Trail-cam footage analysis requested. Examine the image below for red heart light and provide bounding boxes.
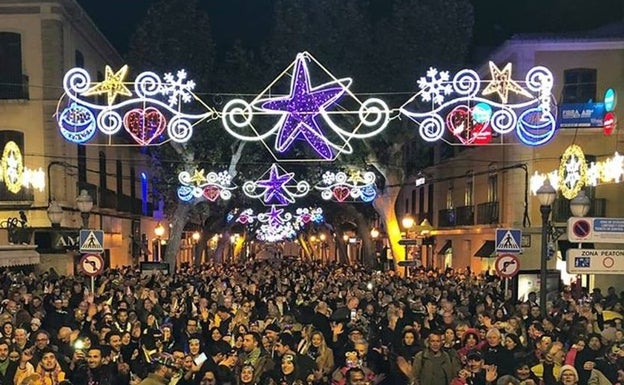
[333,186,350,202]
[123,107,167,146]
[446,105,492,145]
[202,186,220,202]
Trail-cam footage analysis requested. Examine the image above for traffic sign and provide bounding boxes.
[79,253,104,277]
[495,228,522,253]
[398,239,419,246]
[568,217,624,243]
[567,249,624,274]
[80,230,104,253]
[495,253,520,278]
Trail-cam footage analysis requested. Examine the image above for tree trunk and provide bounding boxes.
[164,202,192,268]
[373,183,404,275]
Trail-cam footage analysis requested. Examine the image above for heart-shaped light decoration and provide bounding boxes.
[333,186,350,202]
[202,186,221,201]
[445,105,492,145]
[123,107,167,146]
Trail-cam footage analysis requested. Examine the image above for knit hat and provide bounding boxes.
[557,365,579,381]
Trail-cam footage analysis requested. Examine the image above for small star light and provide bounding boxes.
[482,62,532,104]
[189,169,206,186]
[83,65,132,105]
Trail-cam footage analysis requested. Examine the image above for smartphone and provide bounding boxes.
[194,352,208,366]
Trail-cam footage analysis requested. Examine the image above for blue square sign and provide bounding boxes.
[495,228,522,253]
[79,230,104,253]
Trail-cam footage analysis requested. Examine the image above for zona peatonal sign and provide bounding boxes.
[567,249,624,274]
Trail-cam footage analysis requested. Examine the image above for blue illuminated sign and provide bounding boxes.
[559,103,605,128]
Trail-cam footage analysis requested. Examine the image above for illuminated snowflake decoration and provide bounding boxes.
[177,169,236,202]
[56,65,216,146]
[293,207,324,229]
[315,170,377,202]
[221,51,392,162]
[229,206,324,242]
[401,62,556,147]
[242,164,310,206]
[417,67,452,106]
[161,70,196,107]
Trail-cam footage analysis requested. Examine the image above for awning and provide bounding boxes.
[437,240,452,255]
[474,240,495,258]
[0,245,39,267]
[558,240,594,261]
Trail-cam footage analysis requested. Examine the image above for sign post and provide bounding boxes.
[568,217,624,243]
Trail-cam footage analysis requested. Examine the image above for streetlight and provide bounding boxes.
[536,179,556,317]
[370,227,380,239]
[154,222,165,262]
[75,189,93,229]
[47,199,63,228]
[570,190,591,217]
[192,231,201,264]
[402,214,415,232]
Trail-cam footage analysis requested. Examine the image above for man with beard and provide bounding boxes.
[34,348,66,385]
[69,346,123,385]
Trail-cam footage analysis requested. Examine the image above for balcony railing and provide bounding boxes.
[438,209,455,228]
[117,194,132,213]
[455,205,474,226]
[476,201,499,225]
[0,75,29,100]
[552,197,606,222]
[99,188,117,209]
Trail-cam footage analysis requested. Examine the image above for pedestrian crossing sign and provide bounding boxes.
[495,228,522,253]
[80,230,104,253]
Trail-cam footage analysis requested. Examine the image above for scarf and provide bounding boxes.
[244,348,261,366]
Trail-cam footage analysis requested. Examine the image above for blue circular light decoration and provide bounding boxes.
[360,185,377,202]
[58,103,96,144]
[516,108,556,146]
[472,102,492,123]
[604,88,617,112]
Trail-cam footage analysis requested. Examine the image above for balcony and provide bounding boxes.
[438,208,455,228]
[117,194,132,213]
[476,201,499,225]
[552,197,606,222]
[99,188,117,209]
[455,205,474,226]
[0,74,29,100]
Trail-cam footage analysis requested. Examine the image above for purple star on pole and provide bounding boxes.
[256,164,294,205]
[261,55,347,160]
[266,205,284,227]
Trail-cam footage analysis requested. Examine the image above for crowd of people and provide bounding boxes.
[0,259,620,385]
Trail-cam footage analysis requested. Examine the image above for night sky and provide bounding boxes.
[77,0,624,56]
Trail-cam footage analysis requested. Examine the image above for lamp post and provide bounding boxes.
[570,191,591,217]
[47,199,63,228]
[402,214,415,276]
[154,222,165,262]
[536,179,556,318]
[75,189,93,229]
[192,231,201,264]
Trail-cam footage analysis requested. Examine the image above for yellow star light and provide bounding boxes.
[481,62,532,104]
[189,169,206,185]
[84,65,132,105]
[347,170,363,184]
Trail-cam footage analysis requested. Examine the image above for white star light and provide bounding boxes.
[564,154,581,188]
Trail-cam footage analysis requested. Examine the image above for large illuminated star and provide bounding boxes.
[482,62,532,104]
[256,164,294,205]
[260,56,347,160]
[83,65,132,105]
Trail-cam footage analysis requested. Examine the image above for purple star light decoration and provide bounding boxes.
[242,163,311,206]
[260,55,347,160]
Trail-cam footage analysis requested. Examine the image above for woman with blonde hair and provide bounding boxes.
[300,330,335,381]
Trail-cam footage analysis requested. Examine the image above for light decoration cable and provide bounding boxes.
[221,52,391,161]
[531,151,624,196]
[56,66,216,145]
[0,141,45,193]
[177,169,235,202]
[400,62,556,146]
[315,170,377,202]
[242,163,310,206]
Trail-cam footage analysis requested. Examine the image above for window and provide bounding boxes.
[99,151,106,190]
[0,32,25,99]
[488,174,498,202]
[405,198,409,213]
[419,186,425,215]
[130,167,136,198]
[75,50,84,68]
[562,68,596,104]
[77,145,86,182]
[427,184,433,215]
[465,179,473,206]
[446,185,453,209]
[116,160,123,195]
[411,190,416,213]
